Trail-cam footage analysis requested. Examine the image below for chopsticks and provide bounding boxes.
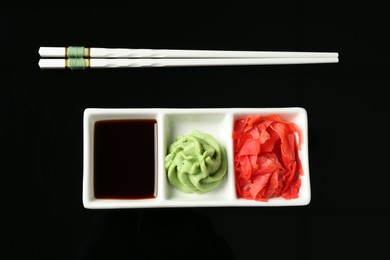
[38,46,339,69]
[39,46,339,58]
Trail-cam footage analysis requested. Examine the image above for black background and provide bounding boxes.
[1,1,389,259]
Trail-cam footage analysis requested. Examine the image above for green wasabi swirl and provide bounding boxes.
[164,130,228,194]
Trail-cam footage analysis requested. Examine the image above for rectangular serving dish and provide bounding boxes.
[83,107,311,209]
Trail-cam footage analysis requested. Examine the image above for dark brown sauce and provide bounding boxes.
[93,119,157,199]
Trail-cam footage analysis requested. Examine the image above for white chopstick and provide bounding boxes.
[39,46,339,59]
[39,57,339,69]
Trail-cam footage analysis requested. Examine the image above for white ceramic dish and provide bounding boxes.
[83,107,311,209]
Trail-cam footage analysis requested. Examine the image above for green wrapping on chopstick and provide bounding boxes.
[67,46,85,58]
[164,130,228,194]
[66,58,87,70]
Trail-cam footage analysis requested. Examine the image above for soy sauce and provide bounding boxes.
[93,119,157,199]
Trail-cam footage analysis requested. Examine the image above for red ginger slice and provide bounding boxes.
[233,114,303,201]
